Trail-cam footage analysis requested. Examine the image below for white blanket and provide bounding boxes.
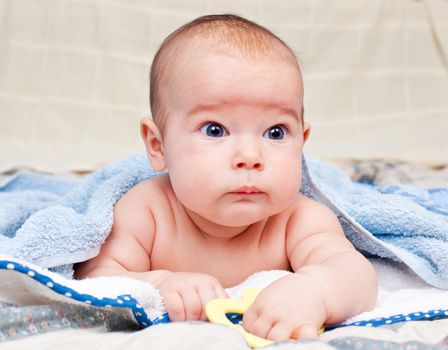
[1,255,447,331]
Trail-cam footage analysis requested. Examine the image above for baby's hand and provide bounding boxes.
[242,273,327,341]
[155,272,228,321]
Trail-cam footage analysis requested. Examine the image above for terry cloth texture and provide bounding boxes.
[1,256,447,334]
[0,153,447,287]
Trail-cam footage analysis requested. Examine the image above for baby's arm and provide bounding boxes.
[243,196,377,341]
[75,182,227,321]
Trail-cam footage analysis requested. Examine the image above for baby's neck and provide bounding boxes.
[185,208,263,243]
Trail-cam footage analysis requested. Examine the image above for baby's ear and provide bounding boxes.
[303,122,311,143]
[140,117,166,171]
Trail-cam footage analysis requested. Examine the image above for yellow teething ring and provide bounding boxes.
[206,288,325,348]
[206,288,273,348]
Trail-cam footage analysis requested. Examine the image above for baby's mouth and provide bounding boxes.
[231,186,263,195]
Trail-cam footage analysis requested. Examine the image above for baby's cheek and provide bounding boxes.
[169,162,216,204]
[273,163,302,200]
[277,158,301,184]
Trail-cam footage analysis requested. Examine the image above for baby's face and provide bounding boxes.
[160,47,308,228]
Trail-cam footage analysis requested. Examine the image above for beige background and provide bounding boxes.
[0,0,447,172]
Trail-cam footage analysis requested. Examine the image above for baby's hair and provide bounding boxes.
[149,14,302,132]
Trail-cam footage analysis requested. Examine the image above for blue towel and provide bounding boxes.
[302,158,448,289]
[0,153,447,288]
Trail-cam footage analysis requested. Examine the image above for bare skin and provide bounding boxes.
[76,44,377,341]
[76,174,376,340]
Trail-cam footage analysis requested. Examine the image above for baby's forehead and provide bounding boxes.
[159,39,302,95]
[150,18,303,131]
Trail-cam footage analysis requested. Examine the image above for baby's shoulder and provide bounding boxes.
[113,174,176,222]
[287,194,342,233]
[122,174,172,203]
[294,194,333,214]
[111,174,175,236]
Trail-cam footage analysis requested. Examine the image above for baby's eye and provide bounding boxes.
[200,123,228,137]
[263,125,287,140]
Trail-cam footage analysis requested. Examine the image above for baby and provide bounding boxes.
[76,14,377,341]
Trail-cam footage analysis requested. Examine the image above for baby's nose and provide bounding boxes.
[232,139,264,170]
[235,160,263,170]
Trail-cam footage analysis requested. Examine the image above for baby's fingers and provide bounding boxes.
[198,284,228,320]
[291,323,319,339]
[214,284,228,299]
[269,322,318,341]
[179,289,203,320]
[242,308,273,340]
[163,292,186,321]
[266,321,294,341]
[243,306,320,341]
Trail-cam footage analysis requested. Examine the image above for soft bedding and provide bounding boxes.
[1,319,448,350]
[0,158,448,349]
[1,260,448,349]
[1,255,447,340]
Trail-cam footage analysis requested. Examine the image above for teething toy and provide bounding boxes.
[206,288,273,348]
[206,288,325,348]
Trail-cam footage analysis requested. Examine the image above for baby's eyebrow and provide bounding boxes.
[187,103,223,117]
[187,102,300,119]
[270,106,299,119]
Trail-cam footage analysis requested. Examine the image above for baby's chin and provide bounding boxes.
[213,217,261,228]
[203,206,279,227]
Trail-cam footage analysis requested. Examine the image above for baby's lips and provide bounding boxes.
[232,186,263,194]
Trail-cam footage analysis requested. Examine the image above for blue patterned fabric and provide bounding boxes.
[1,257,447,333]
[0,259,156,327]
[227,309,448,330]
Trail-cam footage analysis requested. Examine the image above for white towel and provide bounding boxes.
[1,255,446,330]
